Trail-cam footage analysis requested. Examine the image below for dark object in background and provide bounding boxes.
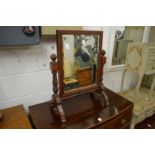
[23,26,36,37]
[75,47,90,62]
[0,26,40,45]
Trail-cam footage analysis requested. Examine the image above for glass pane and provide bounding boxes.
[62,34,100,92]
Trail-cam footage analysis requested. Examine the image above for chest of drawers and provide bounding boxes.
[29,88,133,129]
[0,105,31,129]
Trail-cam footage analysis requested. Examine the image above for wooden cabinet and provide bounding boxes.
[29,88,133,129]
[0,105,31,129]
[41,26,82,35]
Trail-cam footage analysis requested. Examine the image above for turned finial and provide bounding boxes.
[50,53,57,62]
[101,49,106,56]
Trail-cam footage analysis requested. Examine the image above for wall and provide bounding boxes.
[0,27,137,111]
[103,70,137,92]
[0,38,57,111]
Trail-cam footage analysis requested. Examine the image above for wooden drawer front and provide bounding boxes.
[135,114,155,129]
[77,69,92,86]
[95,108,132,129]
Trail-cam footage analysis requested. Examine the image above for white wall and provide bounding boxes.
[0,38,56,111]
[103,70,137,92]
[0,27,137,111]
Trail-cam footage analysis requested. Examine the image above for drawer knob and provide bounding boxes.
[147,124,152,128]
[97,117,103,122]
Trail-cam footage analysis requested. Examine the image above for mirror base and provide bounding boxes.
[50,96,66,126]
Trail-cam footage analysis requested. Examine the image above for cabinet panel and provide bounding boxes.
[41,26,82,35]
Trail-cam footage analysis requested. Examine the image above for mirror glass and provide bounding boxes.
[62,34,100,92]
[112,26,144,66]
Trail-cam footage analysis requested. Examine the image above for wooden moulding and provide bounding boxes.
[50,53,66,125]
[100,49,110,106]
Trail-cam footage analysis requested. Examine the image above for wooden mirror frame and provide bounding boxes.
[50,30,109,126]
[57,30,103,99]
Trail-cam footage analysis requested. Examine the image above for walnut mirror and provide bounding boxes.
[57,30,103,98]
[50,30,109,125]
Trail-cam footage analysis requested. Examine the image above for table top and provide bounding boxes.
[0,105,32,129]
[29,88,133,129]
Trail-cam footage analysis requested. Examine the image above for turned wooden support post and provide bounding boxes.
[100,49,110,106]
[50,53,66,125]
[50,54,58,98]
[100,49,106,82]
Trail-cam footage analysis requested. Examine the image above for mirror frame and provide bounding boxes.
[56,30,103,98]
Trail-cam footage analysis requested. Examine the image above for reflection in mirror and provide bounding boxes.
[112,26,144,66]
[62,34,99,91]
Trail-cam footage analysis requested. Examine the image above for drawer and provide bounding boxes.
[135,114,155,129]
[95,108,132,129]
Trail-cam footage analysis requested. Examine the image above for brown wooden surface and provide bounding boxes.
[77,68,92,86]
[0,105,32,129]
[29,88,133,129]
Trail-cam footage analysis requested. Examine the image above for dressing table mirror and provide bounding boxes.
[49,30,110,126]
